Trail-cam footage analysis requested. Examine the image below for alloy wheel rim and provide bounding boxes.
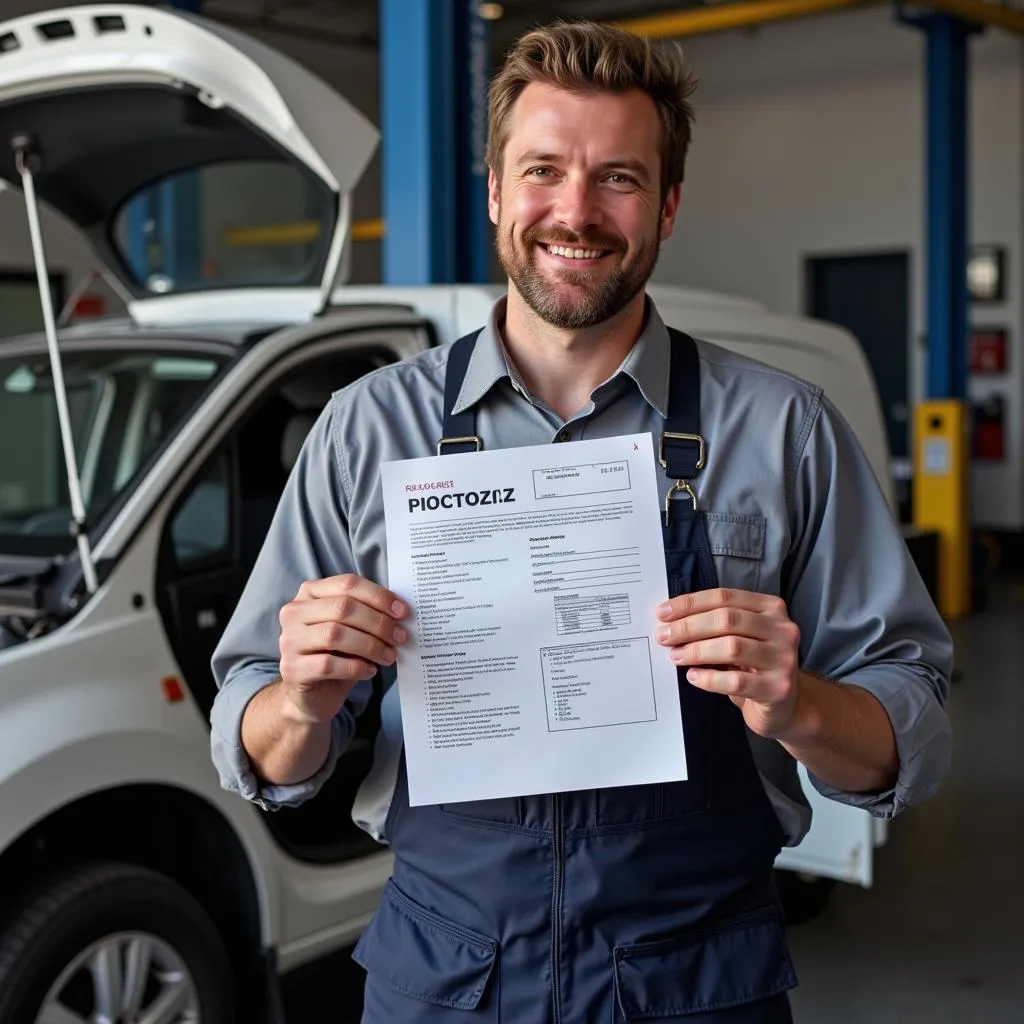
[36,930,200,1024]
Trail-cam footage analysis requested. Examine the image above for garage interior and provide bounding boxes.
[0,0,1022,1022]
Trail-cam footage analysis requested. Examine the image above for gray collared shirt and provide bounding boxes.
[209,296,953,846]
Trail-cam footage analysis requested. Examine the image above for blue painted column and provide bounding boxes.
[454,1,492,283]
[381,0,491,283]
[124,193,151,284]
[924,14,971,400]
[901,10,973,399]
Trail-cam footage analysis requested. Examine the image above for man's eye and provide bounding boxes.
[606,174,636,186]
[527,167,552,178]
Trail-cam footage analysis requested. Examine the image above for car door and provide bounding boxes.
[156,324,430,868]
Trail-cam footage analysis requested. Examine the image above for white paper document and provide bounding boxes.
[380,433,687,806]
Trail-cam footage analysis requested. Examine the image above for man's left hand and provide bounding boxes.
[655,588,805,741]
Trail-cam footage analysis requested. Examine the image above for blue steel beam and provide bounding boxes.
[381,0,490,284]
[381,0,455,284]
[925,12,971,400]
[454,0,492,283]
[901,9,974,399]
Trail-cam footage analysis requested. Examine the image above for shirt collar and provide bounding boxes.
[620,299,671,418]
[451,297,515,414]
[452,293,672,419]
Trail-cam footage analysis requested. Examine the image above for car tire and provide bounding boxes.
[0,861,235,1024]
[774,868,838,926]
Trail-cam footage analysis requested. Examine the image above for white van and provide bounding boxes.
[0,5,895,1021]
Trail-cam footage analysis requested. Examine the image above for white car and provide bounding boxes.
[0,5,894,1022]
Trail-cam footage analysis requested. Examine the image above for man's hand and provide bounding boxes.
[654,587,900,793]
[655,588,804,741]
[277,574,410,725]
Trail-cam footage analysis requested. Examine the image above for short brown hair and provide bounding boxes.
[486,20,699,195]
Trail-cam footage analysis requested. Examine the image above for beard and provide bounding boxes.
[496,217,660,330]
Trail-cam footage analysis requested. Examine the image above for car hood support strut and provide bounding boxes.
[11,131,98,595]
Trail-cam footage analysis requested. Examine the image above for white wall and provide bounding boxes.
[654,6,1024,529]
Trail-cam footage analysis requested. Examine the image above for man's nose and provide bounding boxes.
[553,176,603,236]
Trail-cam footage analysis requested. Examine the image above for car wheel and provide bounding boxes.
[0,862,235,1024]
[774,868,838,926]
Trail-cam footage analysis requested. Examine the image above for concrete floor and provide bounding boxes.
[787,573,1024,1023]
[283,576,1024,1023]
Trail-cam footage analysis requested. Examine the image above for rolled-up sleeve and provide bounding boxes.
[783,393,954,818]
[209,398,372,810]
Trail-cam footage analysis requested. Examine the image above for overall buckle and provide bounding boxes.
[436,435,482,456]
[658,431,706,472]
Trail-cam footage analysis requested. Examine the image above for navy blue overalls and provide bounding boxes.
[353,328,799,1022]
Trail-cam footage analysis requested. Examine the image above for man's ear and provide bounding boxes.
[660,183,682,241]
[487,166,501,226]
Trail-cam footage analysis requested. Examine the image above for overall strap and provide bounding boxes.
[437,330,483,455]
[660,327,707,518]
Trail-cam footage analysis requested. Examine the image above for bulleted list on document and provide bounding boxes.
[540,638,656,732]
[422,651,522,749]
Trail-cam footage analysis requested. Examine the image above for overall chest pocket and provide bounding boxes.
[703,513,766,594]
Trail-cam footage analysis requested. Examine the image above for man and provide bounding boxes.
[211,19,953,1023]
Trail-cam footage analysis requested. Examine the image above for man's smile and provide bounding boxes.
[537,241,614,267]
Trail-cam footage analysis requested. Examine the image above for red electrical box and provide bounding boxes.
[969,328,1008,375]
[973,394,1006,461]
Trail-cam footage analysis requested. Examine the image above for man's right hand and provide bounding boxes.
[277,574,410,724]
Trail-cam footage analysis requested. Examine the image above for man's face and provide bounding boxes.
[489,82,680,330]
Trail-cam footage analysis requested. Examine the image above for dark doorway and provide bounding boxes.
[806,252,911,460]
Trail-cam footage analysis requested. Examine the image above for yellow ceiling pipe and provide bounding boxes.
[352,217,385,241]
[225,217,385,247]
[925,0,1024,35]
[618,0,1024,39]
[617,0,884,38]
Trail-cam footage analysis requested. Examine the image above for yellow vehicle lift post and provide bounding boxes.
[914,401,971,619]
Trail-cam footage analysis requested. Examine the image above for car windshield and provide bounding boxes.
[0,348,226,555]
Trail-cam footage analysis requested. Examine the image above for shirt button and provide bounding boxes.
[557,429,571,442]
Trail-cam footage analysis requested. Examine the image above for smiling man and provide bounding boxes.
[209,20,953,1023]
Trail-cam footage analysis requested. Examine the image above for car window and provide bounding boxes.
[0,350,225,556]
[168,450,232,570]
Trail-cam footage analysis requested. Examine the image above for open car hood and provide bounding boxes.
[0,3,379,322]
